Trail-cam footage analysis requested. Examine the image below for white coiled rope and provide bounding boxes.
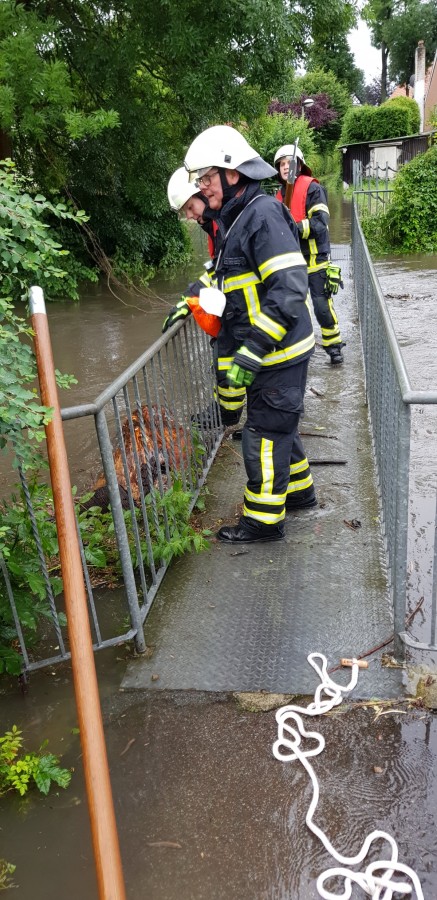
[272,653,424,899]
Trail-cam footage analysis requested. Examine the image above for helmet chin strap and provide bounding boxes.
[219,168,248,203]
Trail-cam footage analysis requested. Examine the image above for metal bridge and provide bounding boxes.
[2,199,437,695]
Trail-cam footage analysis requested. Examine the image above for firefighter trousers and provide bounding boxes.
[241,361,313,526]
[309,269,342,350]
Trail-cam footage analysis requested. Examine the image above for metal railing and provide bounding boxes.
[352,159,397,191]
[1,317,223,674]
[352,197,437,656]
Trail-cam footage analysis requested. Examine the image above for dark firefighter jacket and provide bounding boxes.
[276,176,330,273]
[213,180,314,377]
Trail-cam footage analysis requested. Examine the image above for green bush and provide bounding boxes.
[382,96,420,134]
[362,144,437,254]
[340,105,377,144]
[340,97,420,145]
[373,97,420,141]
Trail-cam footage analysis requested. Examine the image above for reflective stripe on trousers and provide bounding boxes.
[308,269,342,348]
[241,361,313,525]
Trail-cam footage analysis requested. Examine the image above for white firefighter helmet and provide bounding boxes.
[167,167,200,212]
[274,144,312,176]
[184,125,277,182]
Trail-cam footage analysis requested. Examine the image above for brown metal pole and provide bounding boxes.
[29,287,127,900]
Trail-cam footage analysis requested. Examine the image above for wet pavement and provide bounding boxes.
[121,245,402,700]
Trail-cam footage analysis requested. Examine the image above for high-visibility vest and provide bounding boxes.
[276,175,318,222]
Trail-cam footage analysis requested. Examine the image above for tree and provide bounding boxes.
[362,0,437,100]
[0,3,119,187]
[308,34,365,100]
[299,0,364,98]
[385,0,437,88]
[362,0,393,100]
[363,76,384,106]
[275,69,352,148]
[0,0,313,273]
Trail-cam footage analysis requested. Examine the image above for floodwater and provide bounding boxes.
[1,652,437,899]
[1,197,437,898]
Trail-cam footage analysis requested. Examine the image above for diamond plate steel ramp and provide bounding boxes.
[122,245,404,699]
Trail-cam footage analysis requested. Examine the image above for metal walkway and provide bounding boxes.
[122,245,403,699]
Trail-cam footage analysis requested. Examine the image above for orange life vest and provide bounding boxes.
[207,219,219,259]
[276,175,318,222]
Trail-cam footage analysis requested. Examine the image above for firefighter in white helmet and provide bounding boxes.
[163,168,217,332]
[184,125,317,544]
[165,167,242,427]
[274,144,345,364]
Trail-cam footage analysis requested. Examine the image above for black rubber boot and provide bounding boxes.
[327,345,344,365]
[216,516,284,543]
[286,487,318,511]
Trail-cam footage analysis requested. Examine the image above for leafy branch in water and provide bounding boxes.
[0,858,16,892]
[0,725,71,797]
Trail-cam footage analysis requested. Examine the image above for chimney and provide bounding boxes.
[415,40,426,132]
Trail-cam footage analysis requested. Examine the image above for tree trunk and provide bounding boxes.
[0,130,12,160]
[380,42,388,101]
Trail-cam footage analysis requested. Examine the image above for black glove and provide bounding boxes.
[162,297,192,333]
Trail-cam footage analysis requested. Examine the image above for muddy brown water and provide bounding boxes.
[1,199,437,898]
[0,661,436,899]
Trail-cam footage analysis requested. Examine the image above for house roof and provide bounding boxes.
[337,130,436,149]
[389,63,434,100]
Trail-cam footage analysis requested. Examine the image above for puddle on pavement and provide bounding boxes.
[1,665,436,898]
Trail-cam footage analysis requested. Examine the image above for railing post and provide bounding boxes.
[392,400,411,658]
[94,408,146,653]
[29,286,127,900]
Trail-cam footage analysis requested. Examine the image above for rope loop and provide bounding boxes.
[273,653,424,899]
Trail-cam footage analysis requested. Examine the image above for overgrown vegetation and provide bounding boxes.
[0,476,210,675]
[274,68,353,150]
[0,161,81,471]
[0,725,71,796]
[361,145,437,254]
[0,0,315,275]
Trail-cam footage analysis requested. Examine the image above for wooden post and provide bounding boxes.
[29,287,127,900]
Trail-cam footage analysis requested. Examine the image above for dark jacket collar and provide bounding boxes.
[218,180,262,233]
